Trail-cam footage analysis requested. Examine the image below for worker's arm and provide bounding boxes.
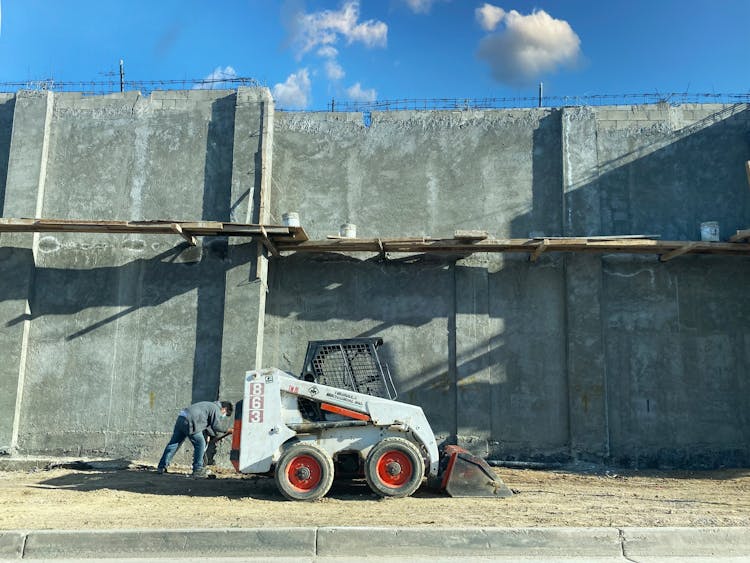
[208,409,232,435]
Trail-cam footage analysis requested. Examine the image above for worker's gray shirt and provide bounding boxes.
[180,401,231,436]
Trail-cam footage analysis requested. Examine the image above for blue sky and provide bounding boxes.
[0,0,748,109]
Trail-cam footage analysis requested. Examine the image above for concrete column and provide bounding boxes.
[561,107,609,461]
[455,256,492,456]
[217,88,274,402]
[0,91,54,450]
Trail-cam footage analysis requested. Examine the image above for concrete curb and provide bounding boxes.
[0,527,747,559]
[0,533,24,559]
[317,527,622,557]
[623,527,750,558]
[10,529,315,560]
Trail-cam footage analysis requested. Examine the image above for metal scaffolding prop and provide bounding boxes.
[1,218,749,261]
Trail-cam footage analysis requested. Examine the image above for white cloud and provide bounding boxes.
[475,3,505,31]
[293,1,387,57]
[325,60,345,81]
[403,0,437,14]
[195,66,238,89]
[346,82,377,102]
[272,69,312,108]
[477,8,582,87]
[317,46,339,59]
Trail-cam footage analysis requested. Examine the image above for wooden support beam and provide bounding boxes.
[259,226,280,257]
[377,238,387,261]
[171,223,197,246]
[660,242,699,262]
[530,238,549,262]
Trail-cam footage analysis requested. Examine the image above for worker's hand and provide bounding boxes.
[226,428,234,434]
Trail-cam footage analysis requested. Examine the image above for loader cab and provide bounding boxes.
[299,337,397,400]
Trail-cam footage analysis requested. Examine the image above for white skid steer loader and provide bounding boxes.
[229,338,513,501]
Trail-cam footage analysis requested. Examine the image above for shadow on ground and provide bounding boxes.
[32,466,447,501]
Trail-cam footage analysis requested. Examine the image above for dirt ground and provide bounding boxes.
[1,462,748,530]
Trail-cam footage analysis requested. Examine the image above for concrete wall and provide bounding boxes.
[268,104,750,467]
[0,88,273,462]
[0,91,748,468]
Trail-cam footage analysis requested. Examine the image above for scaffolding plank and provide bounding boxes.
[275,237,750,257]
[454,230,489,241]
[0,218,308,242]
[1,218,749,258]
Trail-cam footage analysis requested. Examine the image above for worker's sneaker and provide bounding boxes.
[191,468,211,479]
[156,467,167,474]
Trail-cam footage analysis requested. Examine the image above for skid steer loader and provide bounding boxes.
[230,338,513,501]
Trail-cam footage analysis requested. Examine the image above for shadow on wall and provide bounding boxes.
[0,97,16,215]
[0,94,261,410]
[571,104,750,239]
[0,240,257,391]
[193,95,236,403]
[508,104,750,468]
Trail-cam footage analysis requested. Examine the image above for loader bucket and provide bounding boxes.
[438,445,513,498]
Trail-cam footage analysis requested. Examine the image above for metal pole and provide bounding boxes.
[119,59,124,92]
[538,82,543,107]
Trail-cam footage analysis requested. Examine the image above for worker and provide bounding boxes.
[157,400,234,478]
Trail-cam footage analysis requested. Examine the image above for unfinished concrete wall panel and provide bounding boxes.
[272,110,560,239]
[264,253,455,439]
[0,93,19,448]
[455,255,568,461]
[1,88,270,460]
[270,110,568,459]
[0,91,747,468]
[595,104,750,240]
[603,256,750,467]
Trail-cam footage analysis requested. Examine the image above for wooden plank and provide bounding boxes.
[730,229,750,243]
[531,234,660,240]
[275,237,750,257]
[454,229,488,241]
[0,217,308,242]
[1,218,749,258]
[659,242,699,262]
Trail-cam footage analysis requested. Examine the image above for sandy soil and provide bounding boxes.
[1,462,748,530]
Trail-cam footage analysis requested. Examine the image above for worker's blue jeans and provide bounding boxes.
[157,416,206,472]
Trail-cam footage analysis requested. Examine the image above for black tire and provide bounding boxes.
[274,443,334,501]
[365,437,425,498]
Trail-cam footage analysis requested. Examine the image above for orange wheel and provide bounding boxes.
[375,449,414,487]
[365,437,425,498]
[286,454,323,492]
[275,443,334,501]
